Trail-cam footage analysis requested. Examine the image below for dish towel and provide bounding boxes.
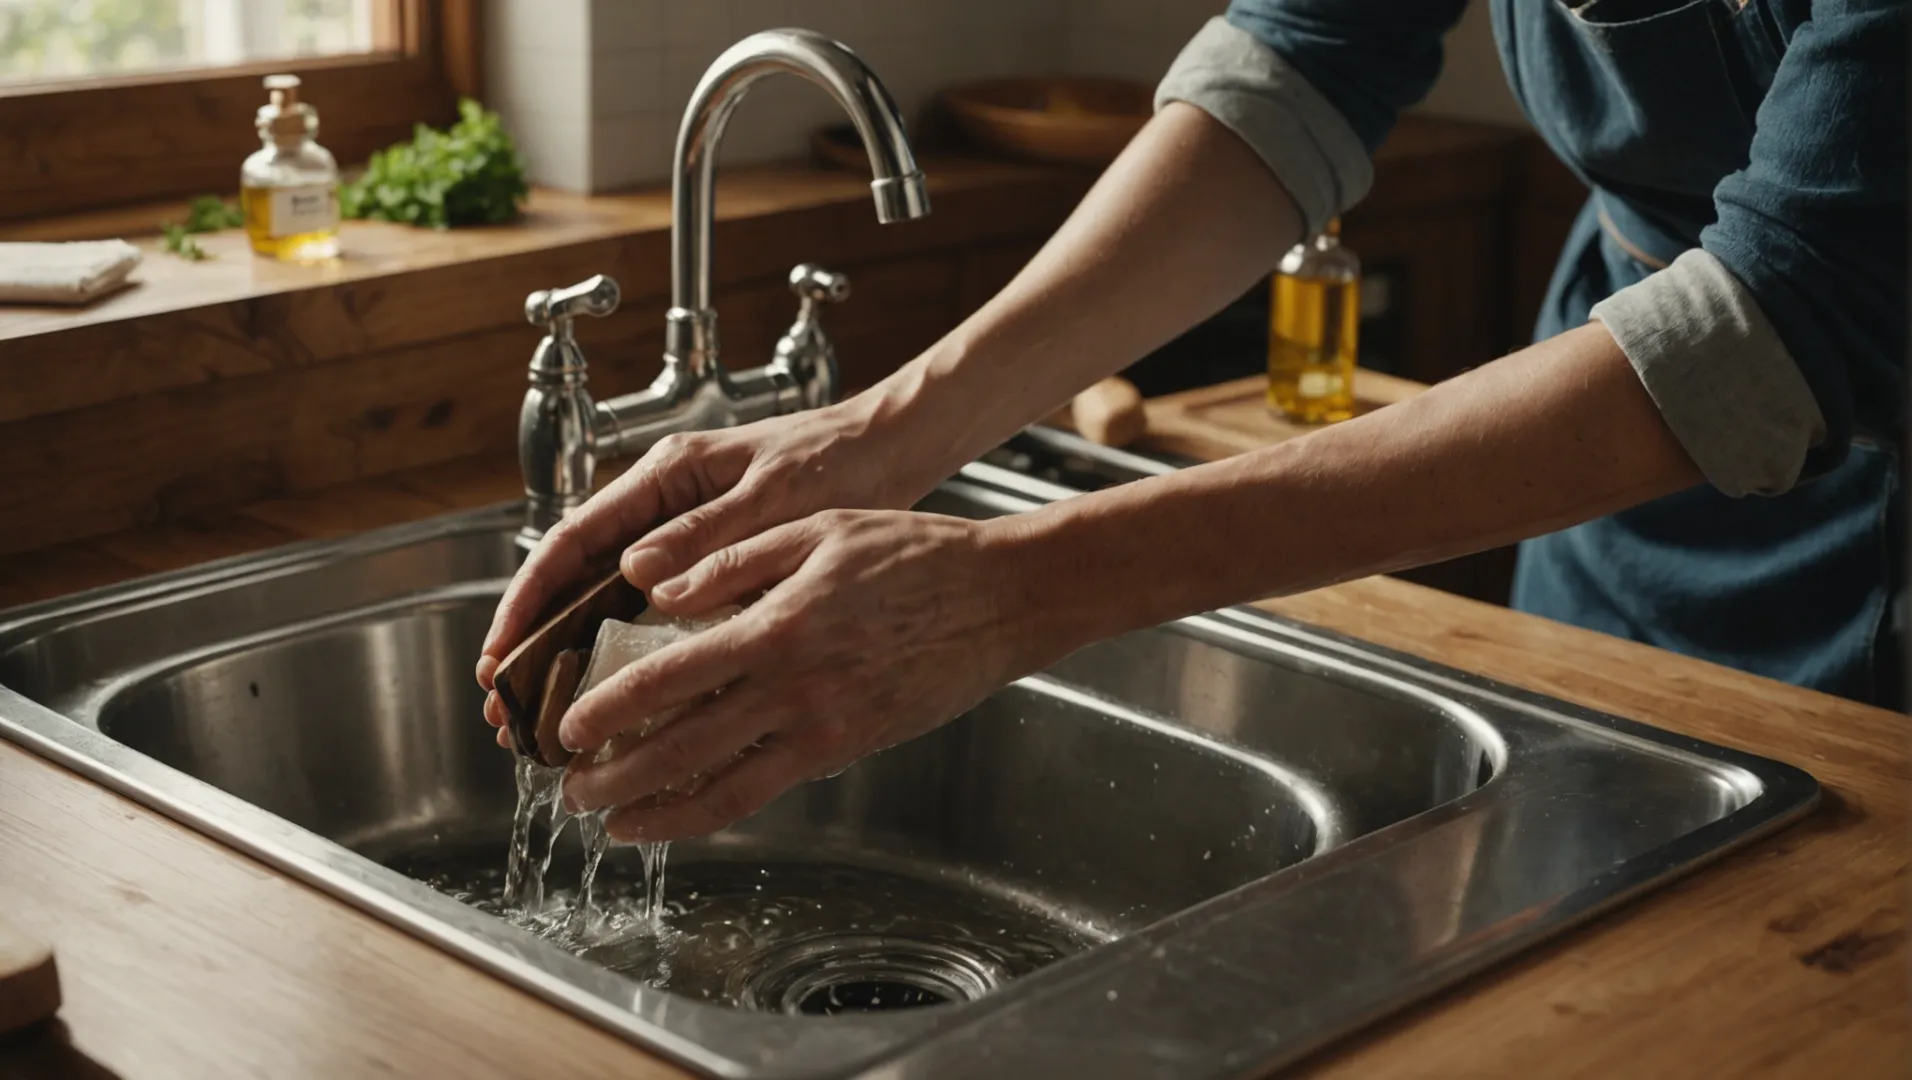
[0,240,143,304]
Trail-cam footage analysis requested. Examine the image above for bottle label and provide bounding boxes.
[267,183,339,238]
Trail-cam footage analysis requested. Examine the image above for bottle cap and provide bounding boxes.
[257,74,317,140]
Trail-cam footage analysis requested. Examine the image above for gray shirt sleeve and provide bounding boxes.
[1153,16,1371,237]
[1592,250,1826,497]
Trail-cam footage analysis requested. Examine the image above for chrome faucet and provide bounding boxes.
[516,29,931,539]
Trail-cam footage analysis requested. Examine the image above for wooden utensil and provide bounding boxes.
[532,647,588,768]
[492,568,646,767]
[0,915,60,1035]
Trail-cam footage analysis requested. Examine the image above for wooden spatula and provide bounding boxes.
[492,567,646,767]
[0,915,59,1035]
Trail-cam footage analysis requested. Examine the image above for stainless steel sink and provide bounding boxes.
[0,441,1817,1079]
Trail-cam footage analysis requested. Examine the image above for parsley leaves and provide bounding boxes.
[341,99,529,229]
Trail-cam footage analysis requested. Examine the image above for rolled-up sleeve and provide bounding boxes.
[1592,0,1907,497]
[1155,1,1465,236]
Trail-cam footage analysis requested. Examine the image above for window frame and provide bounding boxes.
[0,0,480,223]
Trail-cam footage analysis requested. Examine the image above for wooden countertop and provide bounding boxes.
[2,412,1907,1077]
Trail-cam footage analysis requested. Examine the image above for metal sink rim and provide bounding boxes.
[0,465,1820,1080]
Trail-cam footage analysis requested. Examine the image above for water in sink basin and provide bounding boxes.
[397,741,1104,1012]
[390,841,1098,1011]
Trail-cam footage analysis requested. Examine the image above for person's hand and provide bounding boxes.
[554,508,1071,842]
[475,402,946,746]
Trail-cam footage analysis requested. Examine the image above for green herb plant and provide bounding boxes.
[342,99,529,229]
[160,195,244,261]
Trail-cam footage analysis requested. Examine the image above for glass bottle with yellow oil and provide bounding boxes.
[241,74,341,261]
[1266,218,1359,423]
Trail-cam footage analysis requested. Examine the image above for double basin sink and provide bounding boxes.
[0,431,1816,1078]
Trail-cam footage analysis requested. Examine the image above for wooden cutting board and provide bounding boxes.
[1047,370,1425,456]
[0,915,60,1034]
[1134,370,1424,461]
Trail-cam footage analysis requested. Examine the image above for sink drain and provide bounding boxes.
[737,934,1005,1016]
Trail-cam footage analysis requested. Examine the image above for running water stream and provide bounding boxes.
[391,610,1096,1006]
[499,755,672,942]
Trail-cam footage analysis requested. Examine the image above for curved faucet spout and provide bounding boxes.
[519,30,926,538]
[671,29,930,319]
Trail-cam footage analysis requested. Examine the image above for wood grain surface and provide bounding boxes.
[0,450,1903,1079]
[0,159,1093,558]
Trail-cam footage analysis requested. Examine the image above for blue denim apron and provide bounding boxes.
[1495,0,1902,704]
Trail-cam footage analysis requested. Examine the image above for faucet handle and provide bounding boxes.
[774,263,846,412]
[788,263,849,306]
[526,275,621,333]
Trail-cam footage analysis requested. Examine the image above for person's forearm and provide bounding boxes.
[856,102,1302,473]
[994,322,1703,645]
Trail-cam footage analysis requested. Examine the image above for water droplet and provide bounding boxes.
[1202,850,1212,860]
[1106,990,1119,1001]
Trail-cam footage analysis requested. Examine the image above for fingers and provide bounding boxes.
[620,473,803,595]
[476,434,723,681]
[483,691,508,728]
[561,685,781,813]
[651,516,822,614]
[557,613,771,752]
[603,740,819,842]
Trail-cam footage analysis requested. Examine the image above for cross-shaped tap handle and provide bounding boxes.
[788,264,850,305]
[525,275,621,335]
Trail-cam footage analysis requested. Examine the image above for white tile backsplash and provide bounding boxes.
[510,109,593,191]
[494,0,591,54]
[593,0,666,51]
[663,38,726,117]
[591,111,674,190]
[489,0,593,189]
[660,0,733,48]
[488,0,1520,192]
[731,0,793,35]
[792,0,871,41]
[592,46,666,116]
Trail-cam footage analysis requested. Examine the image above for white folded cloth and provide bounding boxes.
[0,240,143,304]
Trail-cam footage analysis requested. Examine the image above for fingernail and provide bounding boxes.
[653,577,684,603]
[558,721,582,754]
[475,655,497,689]
[622,546,670,586]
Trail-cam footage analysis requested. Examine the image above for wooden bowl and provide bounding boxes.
[942,76,1152,165]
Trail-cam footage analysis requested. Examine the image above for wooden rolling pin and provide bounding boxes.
[0,915,59,1035]
[1069,376,1146,447]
